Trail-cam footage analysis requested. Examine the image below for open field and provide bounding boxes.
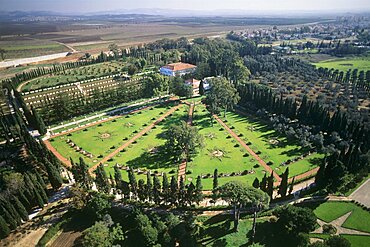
[313,55,370,71]
[314,201,370,233]
[0,38,69,60]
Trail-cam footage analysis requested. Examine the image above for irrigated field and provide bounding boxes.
[313,55,370,72]
[49,98,322,190]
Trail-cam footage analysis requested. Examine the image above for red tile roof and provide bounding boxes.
[163,62,196,71]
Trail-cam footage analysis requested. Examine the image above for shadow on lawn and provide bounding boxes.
[200,214,233,246]
[125,145,178,170]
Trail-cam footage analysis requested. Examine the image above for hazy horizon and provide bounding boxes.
[1,0,370,14]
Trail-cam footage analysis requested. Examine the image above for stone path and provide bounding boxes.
[349,178,370,207]
[177,103,194,183]
[213,114,281,182]
[44,139,71,167]
[89,104,182,173]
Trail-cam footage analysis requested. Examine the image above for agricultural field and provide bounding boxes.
[49,98,321,190]
[313,55,370,72]
[0,38,69,60]
[21,60,128,92]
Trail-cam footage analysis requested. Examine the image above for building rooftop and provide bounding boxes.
[163,62,196,71]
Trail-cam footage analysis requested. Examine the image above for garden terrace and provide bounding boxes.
[21,61,129,92]
[222,110,324,178]
[186,104,267,189]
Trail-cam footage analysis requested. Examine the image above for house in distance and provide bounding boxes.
[159,62,197,76]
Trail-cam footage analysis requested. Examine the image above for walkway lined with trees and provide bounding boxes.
[177,102,195,182]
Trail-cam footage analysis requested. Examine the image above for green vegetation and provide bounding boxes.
[22,61,127,91]
[314,202,370,233]
[313,55,370,71]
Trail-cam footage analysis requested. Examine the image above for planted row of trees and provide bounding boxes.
[237,82,370,193]
[0,93,64,238]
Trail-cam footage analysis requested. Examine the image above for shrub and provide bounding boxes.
[169,169,175,174]
[125,115,130,118]
[98,155,103,158]
[108,158,113,162]
[67,133,72,136]
[254,164,260,168]
[243,153,249,157]
[234,144,240,148]
[83,129,88,132]
[256,151,261,155]
[238,133,244,137]
[219,128,224,131]
[110,146,115,149]
[267,161,274,166]
[112,119,117,122]
[246,141,252,145]
[186,170,192,174]
[98,124,102,127]
[323,224,337,234]
[226,135,232,139]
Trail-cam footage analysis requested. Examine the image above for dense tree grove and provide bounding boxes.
[0,98,63,237]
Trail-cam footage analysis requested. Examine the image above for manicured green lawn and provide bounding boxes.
[314,202,370,233]
[50,102,179,167]
[342,234,370,247]
[186,104,267,189]
[223,111,322,177]
[104,104,189,178]
[313,55,370,72]
[309,233,370,247]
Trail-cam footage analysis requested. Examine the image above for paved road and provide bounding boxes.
[349,178,370,207]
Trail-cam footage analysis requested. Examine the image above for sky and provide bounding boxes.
[1,0,370,13]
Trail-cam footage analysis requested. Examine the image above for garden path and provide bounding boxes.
[177,103,195,183]
[213,114,282,182]
[89,103,183,173]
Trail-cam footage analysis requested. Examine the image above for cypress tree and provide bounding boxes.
[186,182,195,206]
[252,178,260,189]
[162,173,170,204]
[170,176,178,206]
[78,157,92,190]
[278,168,289,198]
[31,106,47,135]
[45,160,63,190]
[146,172,152,202]
[114,165,123,190]
[0,206,17,230]
[267,172,274,199]
[138,179,146,202]
[11,196,29,221]
[289,176,295,195]
[128,169,137,199]
[195,176,203,205]
[178,176,185,207]
[213,169,218,190]
[260,174,267,192]
[94,164,111,194]
[153,176,161,205]
[0,215,10,238]
[199,80,205,95]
